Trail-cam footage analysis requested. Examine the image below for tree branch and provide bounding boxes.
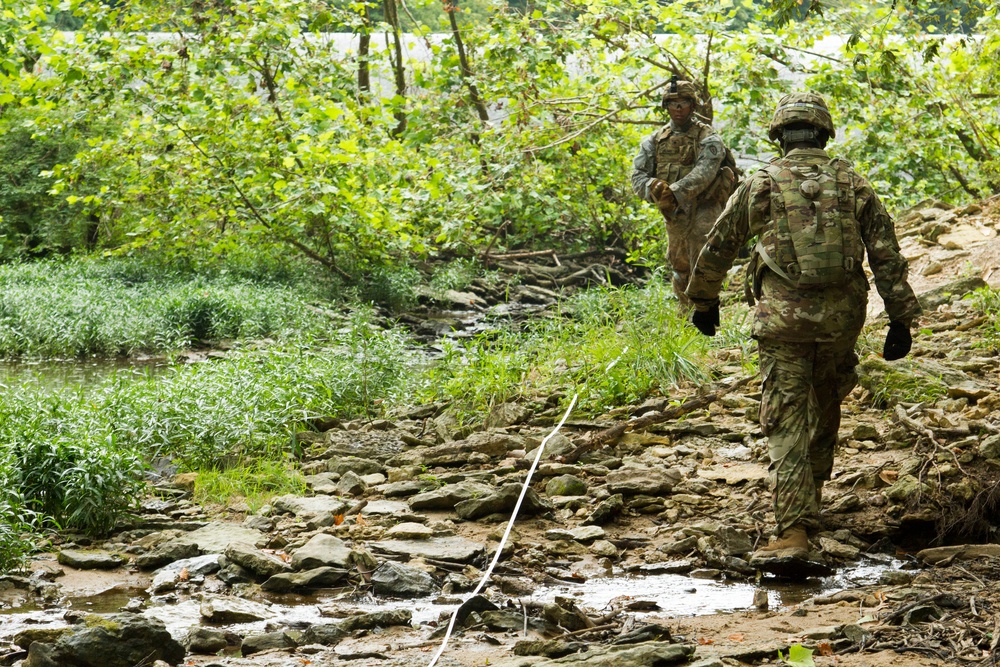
[525,81,668,153]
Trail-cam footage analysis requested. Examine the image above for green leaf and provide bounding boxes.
[779,644,815,667]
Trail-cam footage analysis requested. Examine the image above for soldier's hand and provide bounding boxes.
[657,187,678,217]
[691,303,720,337]
[883,321,912,361]
[649,179,669,202]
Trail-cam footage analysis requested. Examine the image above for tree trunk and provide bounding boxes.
[384,0,407,136]
[358,2,371,96]
[445,0,490,124]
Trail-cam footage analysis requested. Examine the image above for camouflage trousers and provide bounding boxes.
[665,199,724,308]
[758,337,859,535]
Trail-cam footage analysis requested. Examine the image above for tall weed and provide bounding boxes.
[427,276,709,416]
[0,310,416,540]
[0,259,333,357]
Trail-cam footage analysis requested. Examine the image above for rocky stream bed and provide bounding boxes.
[2,197,1000,667]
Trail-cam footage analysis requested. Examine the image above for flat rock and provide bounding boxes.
[360,499,411,516]
[380,480,436,497]
[135,540,201,570]
[917,276,988,310]
[697,463,768,486]
[262,566,350,592]
[533,641,694,666]
[369,536,485,563]
[327,457,384,476]
[389,433,510,467]
[750,554,834,578]
[582,494,624,526]
[291,534,354,570]
[56,550,126,570]
[241,631,296,656]
[200,596,275,623]
[606,466,681,495]
[271,495,352,527]
[185,627,228,654]
[150,554,222,593]
[170,522,265,554]
[303,473,339,494]
[544,526,605,543]
[23,614,184,667]
[936,224,994,249]
[385,522,434,540]
[319,430,406,461]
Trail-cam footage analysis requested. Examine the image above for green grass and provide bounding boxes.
[424,274,710,417]
[0,257,336,357]
[193,461,308,513]
[970,287,1000,349]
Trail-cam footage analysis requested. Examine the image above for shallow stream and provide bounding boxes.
[0,559,901,644]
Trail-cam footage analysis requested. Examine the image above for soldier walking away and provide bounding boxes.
[631,77,737,308]
[685,91,921,571]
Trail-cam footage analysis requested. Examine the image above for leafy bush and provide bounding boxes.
[0,489,36,573]
[1,412,145,537]
[970,287,1000,348]
[0,108,101,260]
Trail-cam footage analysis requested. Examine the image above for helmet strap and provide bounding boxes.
[782,127,820,144]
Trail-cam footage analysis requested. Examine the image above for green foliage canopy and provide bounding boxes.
[0,0,996,270]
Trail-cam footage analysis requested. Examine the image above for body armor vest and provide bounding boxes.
[654,120,713,185]
[755,157,863,289]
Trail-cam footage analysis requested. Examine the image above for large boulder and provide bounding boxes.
[371,561,438,597]
[224,542,291,579]
[24,614,185,667]
[455,484,550,520]
[408,481,496,511]
[261,567,349,592]
[290,533,354,570]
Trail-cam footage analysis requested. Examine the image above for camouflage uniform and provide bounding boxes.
[686,146,921,535]
[631,117,729,305]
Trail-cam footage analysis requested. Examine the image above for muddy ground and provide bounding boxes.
[2,196,1000,667]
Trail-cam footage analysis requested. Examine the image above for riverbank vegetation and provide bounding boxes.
[0,0,997,570]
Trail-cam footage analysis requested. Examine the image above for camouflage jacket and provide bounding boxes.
[631,119,725,212]
[686,148,921,343]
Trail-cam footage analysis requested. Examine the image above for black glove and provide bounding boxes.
[883,321,912,361]
[691,304,720,337]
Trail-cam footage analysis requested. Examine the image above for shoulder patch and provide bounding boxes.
[707,144,720,156]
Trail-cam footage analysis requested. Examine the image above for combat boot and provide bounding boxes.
[750,524,810,561]
[815,481,823,505]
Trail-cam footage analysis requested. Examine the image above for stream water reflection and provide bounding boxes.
[0,358,167,392]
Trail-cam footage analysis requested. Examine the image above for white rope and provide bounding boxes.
[425,394,579,667]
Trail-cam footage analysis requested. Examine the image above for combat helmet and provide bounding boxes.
[661,77,700,108]
[767,91,836,142]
